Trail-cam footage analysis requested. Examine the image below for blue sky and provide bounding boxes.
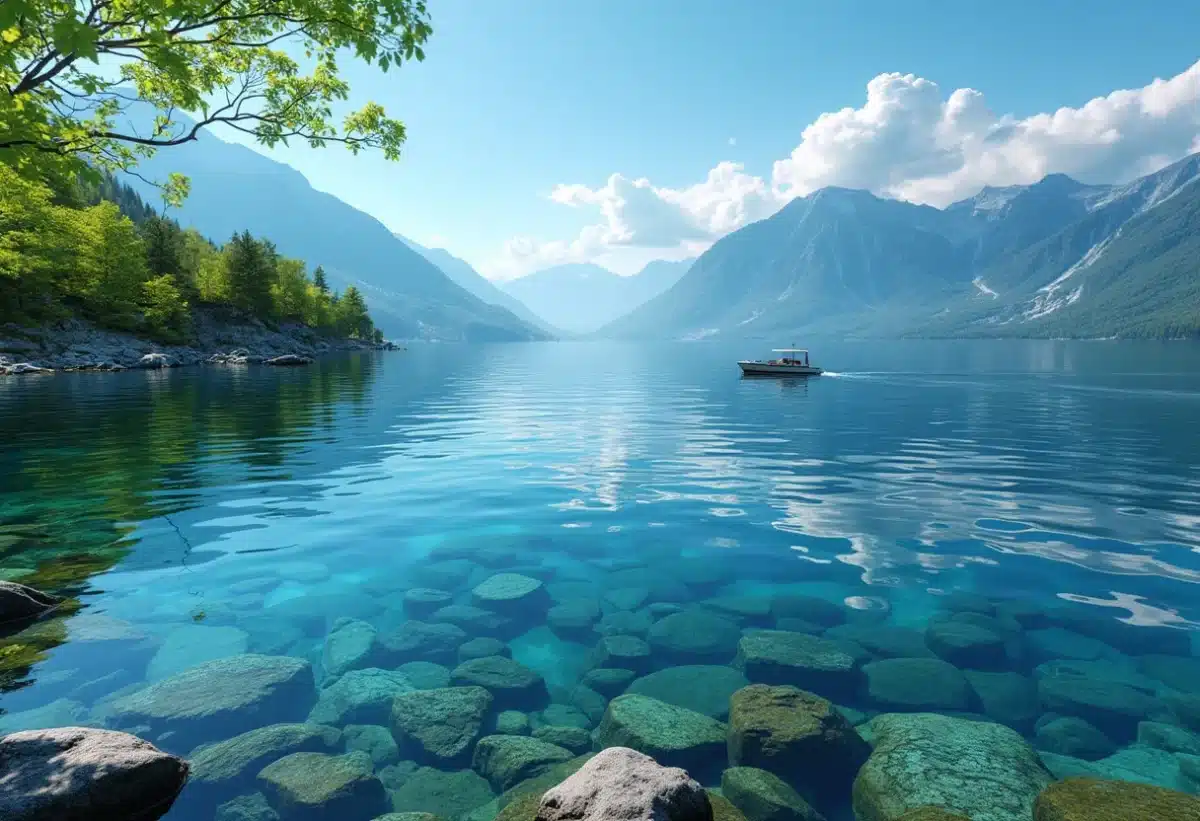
[212,0,1200,279]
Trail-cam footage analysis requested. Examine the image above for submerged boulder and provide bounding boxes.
[627,666,749,719]
[308,668,415,726]
[964,671,1039,731]
[1033,777,1200,820]
[390,685,493,766]
[0,727,188,821]
[471,734,574,791]
[597,694,727,781]
[472,573,549,615]
[373,621,466,667]
[451,656,550,711]
[106,654,314,750]
[257,751,386,819]
[721,767,823,821]
[862,658,972,712]
[537,746,712,821]
[389,767,496,820]
[735,631,860,696]
[1038,675,1160,741]
[189,723,342,802]
[1035,717,1117,761]
[321,618,378,680]
[581,668,636,698]
[727,684,868,811]
[649,610,742,664]
[591,635,654,674]
[924,620,1008,671]
[403,588,453,620]
[852,713,1052,821]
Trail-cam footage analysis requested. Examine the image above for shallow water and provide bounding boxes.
[2,340,1200,819]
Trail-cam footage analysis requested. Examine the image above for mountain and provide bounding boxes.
[123,125,548,341]
[396,237,559,335]
[601,155,1200,340]
[501,258,692,334]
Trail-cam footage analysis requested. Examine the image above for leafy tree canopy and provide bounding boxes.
[0,0,431,199]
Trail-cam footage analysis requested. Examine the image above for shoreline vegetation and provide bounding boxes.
[1,168,387,376]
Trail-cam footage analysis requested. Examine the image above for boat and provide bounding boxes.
[738,347,823,377]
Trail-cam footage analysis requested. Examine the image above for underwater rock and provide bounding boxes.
[649,610,742,664]
[1033,776,1200,820]
[538,703,592,730]
[597,694,727,781]
[1026,628,1113,663]
[823,625,934,659]
[344,724,401,767]
[1166,693,1200,733]
[321,618,377,680]
[389,767,496,820]
[403,588,453,620]
[605,587,651,611]
[1033,658,1159,694]
[1038,674,1160,741]
[372,815,442,821]
[581,668,636,698]
[1138,721,1200,755]
[538,746,711,821]
[769,595,847,628]
[1049,613,1192,658]
[460,637,510,663]
[591,635,654,674]
[703,595,773,625]
[107,654,314,750]
[472,573,549,615]
[894,810,970,821]
[1138,654,1200,694]
[727,684,869,811]
[736,631,860,695]
[861,658,972,712]
[472,734,575,791]
[451,656,551,712]
[257,751,386,819]
[189,723,342,802]
[547,600,602,640]
[373,621,466,667]
[709,791,750,821]
[677,560,730,593]
[264,354,312,366]
[569,685,608,725]
[773,619,824,635]
[533,725,592,754]
[0,580,60,625]
[596,609,655,637]
[0,727,189,821]
[1035,717,1117,761]
[215,791,280,821]
[494,710,533,735]
[414,559,479,591]
[721,766,824,821]
[390,685,493,766]
[263,592,381,636]
[924,620,1008,671]
[853,713,1051,821]
[397,661,452,690]
[308,668,415,726]
[964,671,1039,731]
[431,604,515,638]
[627,665,750,719]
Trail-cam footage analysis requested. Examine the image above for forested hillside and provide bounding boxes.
[0,166,377,345]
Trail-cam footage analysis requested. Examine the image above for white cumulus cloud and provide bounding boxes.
[486,59,1200,278]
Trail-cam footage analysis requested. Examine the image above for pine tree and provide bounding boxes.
[313,265,329,293]
[224,231,273,317]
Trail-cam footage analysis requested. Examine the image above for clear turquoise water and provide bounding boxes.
[2,340,1199,819]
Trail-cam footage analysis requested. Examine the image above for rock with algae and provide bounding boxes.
[1033,777,1200,820]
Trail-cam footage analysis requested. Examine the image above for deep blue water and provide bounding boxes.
[2,340,1200,819]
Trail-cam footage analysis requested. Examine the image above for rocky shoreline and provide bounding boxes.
[0,313,396,376]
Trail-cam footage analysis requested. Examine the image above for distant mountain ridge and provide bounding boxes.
[601,154,1200,339]
[122,122,548,342]
[501,258,693,334]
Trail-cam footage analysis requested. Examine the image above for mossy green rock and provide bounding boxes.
[895,809,971,821]
[472,574,547,613]
[722,767,823,821]
[852,713,1052,821]
[1033,777,1200,820]
[257,751,387,819]
[649,609,743,663]
[308,668,415,725]
[215,792,280,821]
[372,814,444,821]
[591,634,654,674]
[472,734,575,791]
[581,667,636,697]
[532,724,592,754]
[627,665,749,719]
[391,685,493,766]
[493,792,542,821]
[597,694,727,780]
[1038,675,1160,741]
[191,723,342,797]
[735,631,859,696]
[728,684,869,810]
[862,658,971,712]
[451,656,549,711]
[389,767,496,820]
[709,791,750,821]
[494,710,532,736]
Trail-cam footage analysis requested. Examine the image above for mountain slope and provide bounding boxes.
[601,155,1200,340]
[397,237,559,335]
[125,128,548,341]
[501,259,691,333]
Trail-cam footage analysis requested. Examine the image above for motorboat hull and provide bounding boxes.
[738,361,823,377]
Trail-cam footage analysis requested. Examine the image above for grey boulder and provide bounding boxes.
[538,746,713,821]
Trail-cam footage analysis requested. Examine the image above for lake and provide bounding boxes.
[2,340,1199,819]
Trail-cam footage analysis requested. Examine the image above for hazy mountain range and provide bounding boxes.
[603,153,1200,340]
